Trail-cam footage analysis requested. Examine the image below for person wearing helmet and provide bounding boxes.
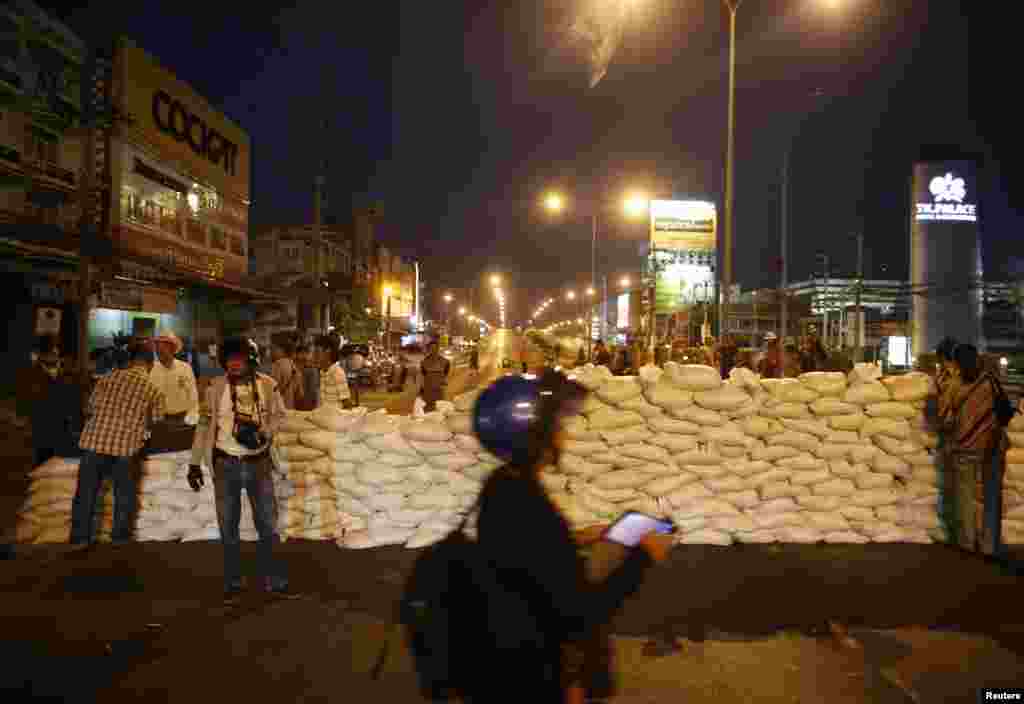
[188,337,295,604]
[469,369,673,703]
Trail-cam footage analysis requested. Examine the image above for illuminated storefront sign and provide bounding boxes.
[650,200,717,252]
[655,260,714,314]
[152,90,239,176]
[915,172,978,223]
[617,293,629,329]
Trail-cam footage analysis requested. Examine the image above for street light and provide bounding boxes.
[624,193,649,218]
[443,293,453,303]
[382,285,394,352]
[620,276,630,287]
[567,291,576,300]
[459,306,467,316]
[586,287,595,297]
[543,192,564,213]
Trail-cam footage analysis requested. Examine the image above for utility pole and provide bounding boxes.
[780,147,789,341]
[313,117,327,334]
[855,231,864,361]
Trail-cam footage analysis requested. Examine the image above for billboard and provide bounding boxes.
[649,200,716,252]
[617,293,629,329]
[910,159,983,356]
[655,260,714,314]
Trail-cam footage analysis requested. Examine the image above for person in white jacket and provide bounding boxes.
[149,331,199,425]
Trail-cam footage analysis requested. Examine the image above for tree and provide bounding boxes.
[331,286,380,343]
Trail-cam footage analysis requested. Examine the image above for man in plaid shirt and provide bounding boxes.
[71,342,166,545]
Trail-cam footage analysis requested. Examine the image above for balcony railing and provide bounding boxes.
[24,158,75,186]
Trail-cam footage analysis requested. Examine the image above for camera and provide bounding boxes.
[234,420,267,450]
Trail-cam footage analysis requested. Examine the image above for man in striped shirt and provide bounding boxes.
[72,342,166,545]
[314,334,351,409]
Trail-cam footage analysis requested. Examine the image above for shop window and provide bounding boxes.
[209,226,226,251]
[122,166,186,238]
[230,235,245,257]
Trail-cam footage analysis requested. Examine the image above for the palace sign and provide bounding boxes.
[915,172,978,223]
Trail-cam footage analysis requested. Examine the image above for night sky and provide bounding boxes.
[47,1,1017,326]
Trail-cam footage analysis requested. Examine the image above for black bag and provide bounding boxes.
[991,375,1018,428]
[397,495,545,701]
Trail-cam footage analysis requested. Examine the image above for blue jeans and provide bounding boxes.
[213,453,285,592]
[70,451,138,544]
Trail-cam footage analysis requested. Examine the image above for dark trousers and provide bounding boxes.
[213,452,285,592]
[70,451,138,544]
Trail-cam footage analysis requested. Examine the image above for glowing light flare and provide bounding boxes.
[623,193,649,218]
[543,193,565,213]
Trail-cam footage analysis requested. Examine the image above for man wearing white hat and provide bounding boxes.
[150,330,199,425]
[758,331,783,380]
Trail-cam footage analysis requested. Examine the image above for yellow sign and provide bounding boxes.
[649,200,717,252]
[116,39,251,202]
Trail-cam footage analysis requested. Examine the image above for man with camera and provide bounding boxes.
[187,337,295,605]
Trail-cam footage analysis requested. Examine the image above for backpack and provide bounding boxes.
[396,490,546,701]
[990,375,1018,428]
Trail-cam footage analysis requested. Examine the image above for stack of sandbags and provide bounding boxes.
[15,457,81,543]
[1003,414,1024,545]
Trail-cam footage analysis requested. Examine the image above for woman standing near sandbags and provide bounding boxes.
[946,344,1003,555]
[468,370,672,704]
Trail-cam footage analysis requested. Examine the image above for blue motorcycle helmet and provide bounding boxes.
[473,369,587,467]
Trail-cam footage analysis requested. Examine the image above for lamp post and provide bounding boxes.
[383,285,393,352]
[443,292,453,341]
[720,0,743,347]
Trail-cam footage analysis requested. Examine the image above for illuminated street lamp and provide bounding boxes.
[624,193,649,218]
[567,291,576,300]
[586,287,595,297]
[620,276,630,287]
[490,274,501,286]
[459,306,467,316]
[543,192,564,213]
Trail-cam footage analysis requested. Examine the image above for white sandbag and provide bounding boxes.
[612,443,666,464]
[666,482,713,507]
[727,399,762,419]
[647,416,701,435]
[708,514,757,534]
[276,445,325,462]
[816,444,851,461]
[747,468,794,488]
[581,394,612,415]
[839,505,876,522]
[825,431,861,445]
[849,488,902,508]
[647,434,698,453]
[829,413,866,432]
[644,384,694,410]
[308,405,361,433]
[340,530,376,549]
[409,440,456,457]
[736,529,778,544]
[861,418,911,440]
[564,440,608,457]
[740,416,785,438]
[637,364,664,387]
[760,481,809,500]
[803,512,850,532]
[587,451,622,466]
[729,366,761,390]
[761,379,818,404]
[749,511,804,529]
[903,481,938,499]
[356,464,407,486]
[798,372,847,397]
[620,496,662,516]
[664,363,721,391]
[694,386,750,412]
[405,525,453,549]
[731,460,774,477]
[776,454,824,471]
[873,453,910,476]
[408,489,460,510]
[674,499,739,519]
[596,378,644,405]
[676,449,723,466]
[767,431,820,454]
[677,529,732,546]
[355,413,402,438]
[387,507,439,529]
[366,431,419,457]
[600,426,653,447]
[823,531,871,544]
[684,464,730,480]
[670,406,725,427]
[874,436,920,456]
[281,413,318,433]
[338,496,372,517]
[594,469,651,490]
[790,468,832,486]
[549,493,599,526]
[429,453,478,471]
[366,525,417,547]
[780,418,830,439]
[704,475,747,494]
[717,445,749,459]
[796,495,843,512]
[720,489,761,509]
[752,444,802,462]
[619,396,663,418]
[1006,448,1024,466]
[865,402,918,420]
[454,390,481,413]
[377,452,423,469]
[809,395,861,417]
[755,497,801,515]
[848,445,879,464]
[330,443,378,463]
[583,483,642,502]
[776,527,824,544]
[445,412,474,435]
[559,454,605,477]
[852,471,894,490]
[587,407,645,431]
[843,381,891,406]
[809,478,856,497]
[702,427,751,447]
[760,402,810,419]
[644,474,696,495]
[402,420,453,443]
[847,362,883,385]
[880,373,934,403]
[576,491,620,519]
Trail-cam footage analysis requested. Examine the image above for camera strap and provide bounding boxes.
[229,372,264,437]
